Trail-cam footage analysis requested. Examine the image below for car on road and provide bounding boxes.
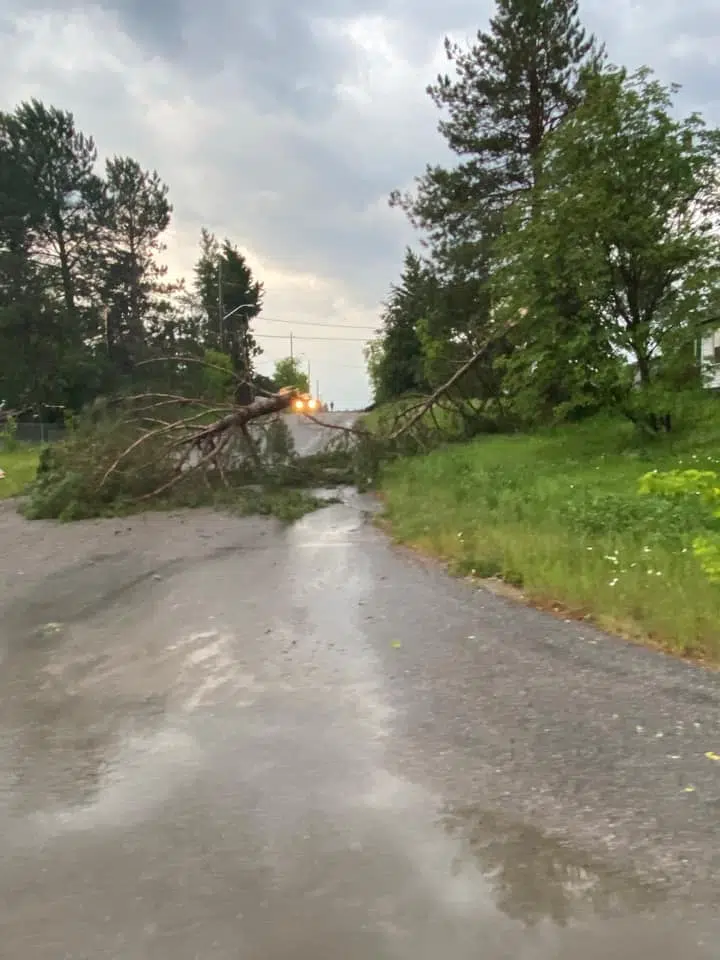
[289,394,326,414]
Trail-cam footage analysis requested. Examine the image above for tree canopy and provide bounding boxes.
[273,356,310,394]
[371,0,720,432]
[0,99,267,417]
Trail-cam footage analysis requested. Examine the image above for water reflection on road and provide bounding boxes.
[0,498,716,958]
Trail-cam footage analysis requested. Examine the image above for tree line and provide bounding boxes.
[0,100,270,419]
[369,0,720,432]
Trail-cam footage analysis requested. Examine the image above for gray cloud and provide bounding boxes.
[3,0,720,406]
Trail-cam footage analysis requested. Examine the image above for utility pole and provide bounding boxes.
[102,305,110,354]
[316,379,319,400]
[290,331,293,363]
[217,258,224,349]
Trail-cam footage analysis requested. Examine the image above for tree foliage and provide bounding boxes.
[0,98,268,418]
[99,156,173,373]
[393,0,603,245]
[193,230,262,381]
[373,0,720,437]
[366,249,432,402]
[376,0,606,419]
[639,469,720,583]
[493,67,720,425]
[273,356,310,394]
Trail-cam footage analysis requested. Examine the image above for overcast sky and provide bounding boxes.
[1,1,718,407]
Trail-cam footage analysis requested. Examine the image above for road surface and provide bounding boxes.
[0,492,718,959]
[285,409,360,457]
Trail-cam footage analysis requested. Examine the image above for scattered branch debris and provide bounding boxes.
[21,325,518,521]
[22,354,325,520]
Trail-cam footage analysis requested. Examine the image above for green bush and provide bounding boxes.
[639,468,720,582]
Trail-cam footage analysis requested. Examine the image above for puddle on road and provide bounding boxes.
[442,804,661,927]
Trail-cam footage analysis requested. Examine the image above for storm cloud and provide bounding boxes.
[1,0,719,405]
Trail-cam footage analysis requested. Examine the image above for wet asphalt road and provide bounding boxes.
[0,492,719,958]
[285,409,360,456]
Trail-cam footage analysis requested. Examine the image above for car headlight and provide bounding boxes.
[308,398,318,411]
[293,399,304,411]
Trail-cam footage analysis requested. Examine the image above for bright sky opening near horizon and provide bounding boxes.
[1,1,718,409]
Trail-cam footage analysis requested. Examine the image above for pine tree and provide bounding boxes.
[393,0,604,246]
[370,249,432,402]
[0,103,104,411]
[98,156,173,372]
[193,230,263,400]
[1,100,102,323]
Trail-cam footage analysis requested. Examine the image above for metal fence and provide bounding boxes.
[13,422,66,445]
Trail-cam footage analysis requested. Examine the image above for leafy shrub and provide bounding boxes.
[0,415,20,453]
[26,414,172,520]
[639,469,720,581]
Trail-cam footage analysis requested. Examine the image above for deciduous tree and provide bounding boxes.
[273,356,310,394]
[493,68,720,426]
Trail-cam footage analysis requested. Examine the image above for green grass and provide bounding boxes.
[0,446,40,499]
[379,402,720,662]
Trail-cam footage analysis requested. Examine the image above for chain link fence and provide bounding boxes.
[14,422,66,445]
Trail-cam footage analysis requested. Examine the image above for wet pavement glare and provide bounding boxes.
[0,498,717,958]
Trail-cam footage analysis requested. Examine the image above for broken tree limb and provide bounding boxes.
[95,388,298,502]
[300,412,369,438]
[388,319,517,442]
[174,392,296,447]
[98,404,239,489]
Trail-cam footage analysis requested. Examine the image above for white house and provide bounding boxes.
[699,322,720,389]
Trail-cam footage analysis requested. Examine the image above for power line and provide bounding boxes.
[257,317,377,331]
[254,333,369,343]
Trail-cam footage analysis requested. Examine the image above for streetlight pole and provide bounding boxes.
[217,258,224,349]
[220,301,257,404]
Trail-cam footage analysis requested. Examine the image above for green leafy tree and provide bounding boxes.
[389,0,604,407]
[493,67,720,427]
[273,356,310,394]
[0,122,48,409]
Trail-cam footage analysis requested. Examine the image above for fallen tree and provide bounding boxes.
[97,388,298,503]
[22,361,348,520]
[22,323,518,520]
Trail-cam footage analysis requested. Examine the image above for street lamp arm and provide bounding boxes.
[222,302,257,322]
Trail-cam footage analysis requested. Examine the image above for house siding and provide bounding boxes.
[700,327,720,389]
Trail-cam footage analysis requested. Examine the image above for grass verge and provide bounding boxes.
[378,406,720,662]
[0,447,41,499]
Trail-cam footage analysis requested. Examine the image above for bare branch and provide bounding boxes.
[388,319,517,442]
[135,354,245,383]
[300,412,369,437]
[97,388,298,501]
[137,434,233,502]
